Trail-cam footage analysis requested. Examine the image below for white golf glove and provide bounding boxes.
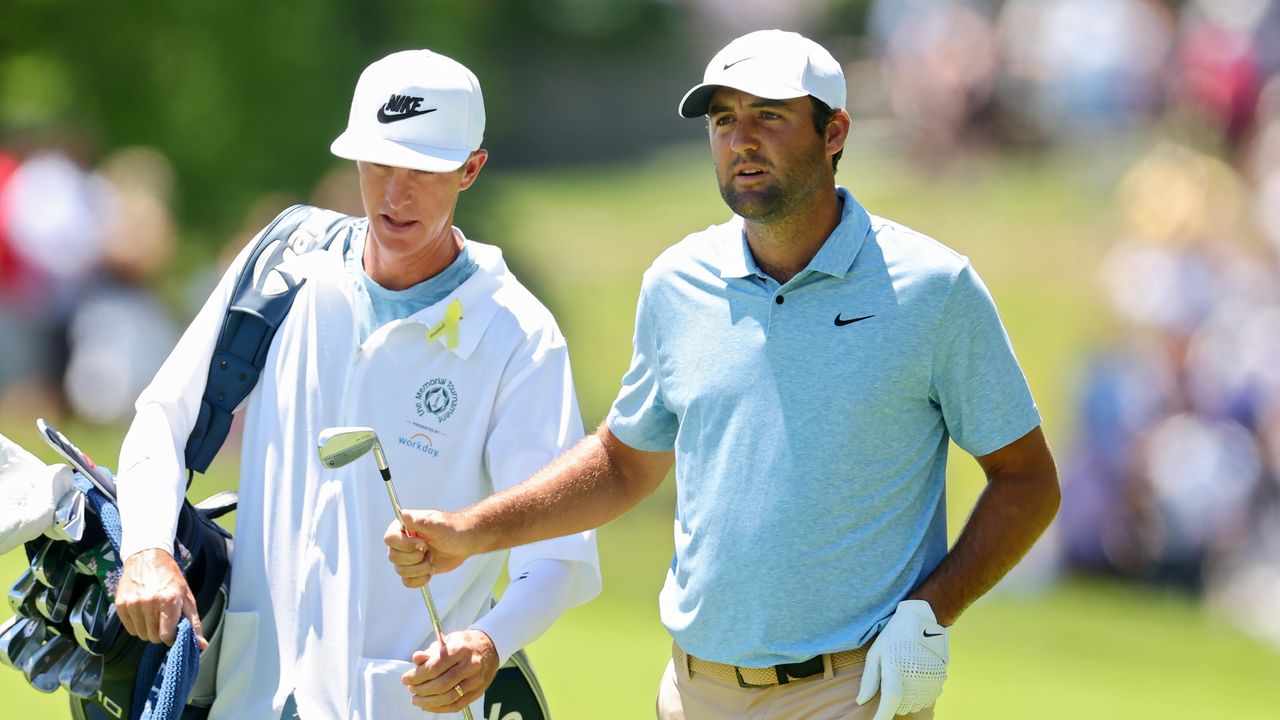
[856,599,950,719]
[0,432,74,554]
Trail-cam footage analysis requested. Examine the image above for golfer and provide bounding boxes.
[111,49,600,719]
[388,30,1059,719]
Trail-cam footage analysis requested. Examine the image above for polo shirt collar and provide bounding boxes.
[404,237,506,360]
[717,216,755,279]
[717,186,872,280]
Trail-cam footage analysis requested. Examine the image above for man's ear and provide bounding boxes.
[826,109,851,156]
[458,150,489,191]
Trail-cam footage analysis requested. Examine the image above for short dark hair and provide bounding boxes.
[810,97,843,173]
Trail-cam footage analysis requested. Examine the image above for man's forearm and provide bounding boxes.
[909,463,1060,626]
[465,426,670,555]
[117,403,188,559]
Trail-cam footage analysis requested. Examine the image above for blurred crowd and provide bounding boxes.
[864,0,1277,156]
[0,141,362,426]
[1010,0,1280,650]
[0,143,180,424]
[1062,138,1280,650]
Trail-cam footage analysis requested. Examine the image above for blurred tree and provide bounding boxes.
[826,0,876,37]
[0,0,682,251]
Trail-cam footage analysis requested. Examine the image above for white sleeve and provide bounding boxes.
[469,558,596,664]
[116,239,257,560]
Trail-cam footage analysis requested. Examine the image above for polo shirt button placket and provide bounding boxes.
[766,293,785,336]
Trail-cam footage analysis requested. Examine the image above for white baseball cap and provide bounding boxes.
[678,30,846,118]
[331,49,485,173]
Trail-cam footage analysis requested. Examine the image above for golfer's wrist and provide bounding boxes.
[122,543,175,565]
[904,595,955,627]
[458,509,498,556]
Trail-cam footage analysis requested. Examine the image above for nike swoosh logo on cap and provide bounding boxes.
[723,57,755,70]
[376,106,437,124]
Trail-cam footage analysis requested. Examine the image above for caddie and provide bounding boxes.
[112,48,600,719]
[386,30,1061,719]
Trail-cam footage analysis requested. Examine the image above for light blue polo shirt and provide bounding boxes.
[607,187,1041,667]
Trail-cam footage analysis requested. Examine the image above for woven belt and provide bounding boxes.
[686,646,868,688]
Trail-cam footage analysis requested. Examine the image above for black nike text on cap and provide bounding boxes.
[330,49,485,173]
[678,29,847,118]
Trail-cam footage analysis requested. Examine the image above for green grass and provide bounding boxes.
[4,139,1279,718]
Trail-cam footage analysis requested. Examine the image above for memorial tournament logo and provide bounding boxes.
[415,378,458,422]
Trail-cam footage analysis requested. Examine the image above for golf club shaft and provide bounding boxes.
[382,477,475,720]
[383,479,447,641]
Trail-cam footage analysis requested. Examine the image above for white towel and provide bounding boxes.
[0,432,74,554]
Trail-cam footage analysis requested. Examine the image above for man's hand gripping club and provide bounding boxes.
[385,510,494,713]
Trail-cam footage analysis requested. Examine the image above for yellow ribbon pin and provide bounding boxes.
[425,298,464,349]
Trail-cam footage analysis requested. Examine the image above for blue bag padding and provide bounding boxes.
[185,205,356,473]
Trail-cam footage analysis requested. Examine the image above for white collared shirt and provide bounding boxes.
[118,213,600,719]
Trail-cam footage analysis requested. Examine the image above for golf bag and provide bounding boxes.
[66,490,235,720]
[0,422,234,720]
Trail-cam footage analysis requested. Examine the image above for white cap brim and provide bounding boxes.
[330,130,471,173]
[678,80,809,118]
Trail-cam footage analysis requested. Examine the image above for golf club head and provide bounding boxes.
[3,616,47,671]
[8,567,40,617]
[85,610,122,656]
[34,567,76,623]
[31,540,72,590]
[58,646,104,698]
[70,582,110,652]
[24,632,76,692]
[0,613,20,635]
[51,489,87,543]
[317,426,378,469]
[0,614,29,668]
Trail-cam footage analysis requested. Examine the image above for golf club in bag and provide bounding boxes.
[0,420,234,720]
[318,426,551,720]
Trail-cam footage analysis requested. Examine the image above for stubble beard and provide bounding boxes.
[716,152,828,225]
[716,170,793,221]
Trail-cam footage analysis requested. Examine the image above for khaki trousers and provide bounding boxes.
[656,645,936,720]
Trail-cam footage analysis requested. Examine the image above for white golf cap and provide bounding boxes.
[331,49,485,173]
[678,30,846,118]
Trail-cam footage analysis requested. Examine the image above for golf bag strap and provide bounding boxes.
[184,205,356,474]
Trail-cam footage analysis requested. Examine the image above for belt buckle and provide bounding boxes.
[777,655,824,683]
[734,654,825,688]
